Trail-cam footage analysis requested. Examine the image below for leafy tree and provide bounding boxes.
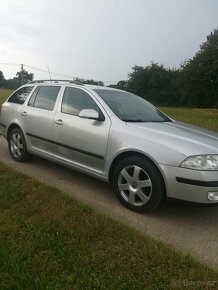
[109,80,128,90]
[4,78,20,89]
[0,69,34,89]
[0,70,5,87]
[126,62,178,106]
[111,28,218,108]
[76,78,104,86]
[16,69,34,83]
[177,28,218,108]
[85,79,104,86]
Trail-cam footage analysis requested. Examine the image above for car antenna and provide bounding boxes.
[47,66,52,83]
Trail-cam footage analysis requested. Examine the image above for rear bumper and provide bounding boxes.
[159,164,218,204]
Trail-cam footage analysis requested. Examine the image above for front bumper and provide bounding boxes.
[159,164,218,204]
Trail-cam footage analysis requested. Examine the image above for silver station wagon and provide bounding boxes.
[0,80,218,212]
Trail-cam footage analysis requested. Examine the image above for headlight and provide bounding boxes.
[180,155,218,170]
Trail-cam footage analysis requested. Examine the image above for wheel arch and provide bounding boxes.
[7,123,24,141]
[108,151,167,195]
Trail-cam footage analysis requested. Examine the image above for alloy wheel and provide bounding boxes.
[10,132,24,158]
[118,165,152,207]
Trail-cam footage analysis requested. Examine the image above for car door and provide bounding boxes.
[52,86,111,174]
[21,85,61,156]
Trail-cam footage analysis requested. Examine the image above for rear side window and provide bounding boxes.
[61,87,99,116]
[8,86,34,105]
[28,86,61,111]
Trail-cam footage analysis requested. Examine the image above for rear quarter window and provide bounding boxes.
[8,86,34,105]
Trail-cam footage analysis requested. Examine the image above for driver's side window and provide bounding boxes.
[61,87,99,116]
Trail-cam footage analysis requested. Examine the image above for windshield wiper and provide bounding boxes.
[122,119,171,123]
[122,119,146,122]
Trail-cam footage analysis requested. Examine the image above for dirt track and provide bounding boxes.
[0,136,217,270]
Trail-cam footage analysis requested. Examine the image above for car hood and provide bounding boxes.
[126,121,218,156]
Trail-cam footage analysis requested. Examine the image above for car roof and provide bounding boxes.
[23,80,120,92]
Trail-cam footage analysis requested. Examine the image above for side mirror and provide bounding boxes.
[78,109,104,121]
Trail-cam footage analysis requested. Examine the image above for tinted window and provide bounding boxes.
[62,87,99,116]
[8,86,34,104]
[94,89,171,122]
[33,86,60,110]
[28,87,40,107]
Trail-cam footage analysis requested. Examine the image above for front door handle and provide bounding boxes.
[21,111,27,117]
[55,119,64,126]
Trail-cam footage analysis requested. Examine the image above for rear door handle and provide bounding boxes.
[21,111,27,116]
[55,119,64,126]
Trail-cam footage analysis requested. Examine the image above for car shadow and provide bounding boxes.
[29,155,218,222]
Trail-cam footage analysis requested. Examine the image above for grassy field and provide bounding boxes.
[0,162,217,289]
[0,88,13,105]
[161,107,218,133]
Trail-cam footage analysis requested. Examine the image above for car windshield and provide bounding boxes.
[94,89,171,122]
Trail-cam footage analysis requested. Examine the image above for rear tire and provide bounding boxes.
[8,128,29,162]
[112,156,165,213]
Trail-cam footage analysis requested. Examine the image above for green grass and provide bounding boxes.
[0,88,13,104]
[161,107,218,133]
[0,162,217,289]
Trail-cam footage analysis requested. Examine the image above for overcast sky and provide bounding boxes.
[0,0,217,84]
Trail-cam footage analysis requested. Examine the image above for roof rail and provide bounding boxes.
[28,79,84,85]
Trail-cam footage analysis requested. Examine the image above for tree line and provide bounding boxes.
[111,28,218,108]
[0,70,34,89]
[1,28,217,108]
[0,69,104,89]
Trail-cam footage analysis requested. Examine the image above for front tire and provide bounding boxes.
[112,156,165,213]
[8,128,29,162]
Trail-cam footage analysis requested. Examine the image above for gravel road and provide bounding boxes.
[0,136,217,270]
